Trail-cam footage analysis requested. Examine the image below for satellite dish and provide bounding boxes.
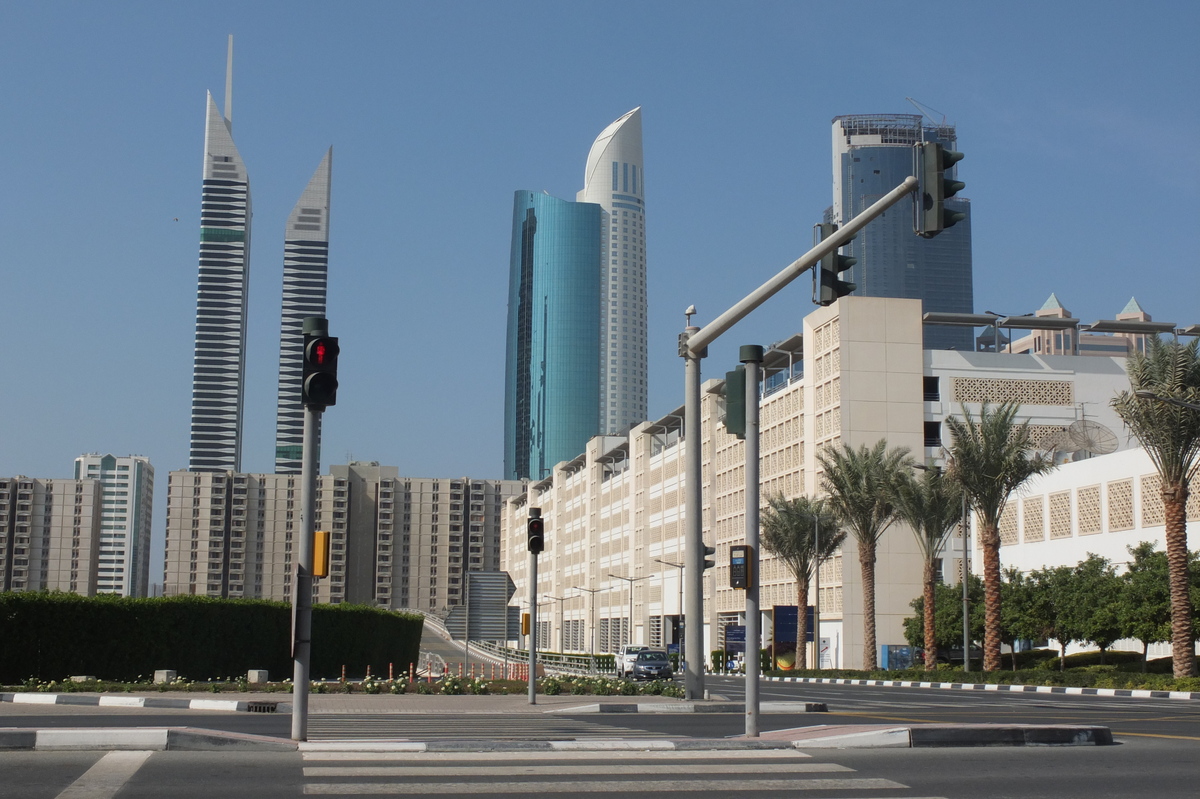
[1067,420,1119,456]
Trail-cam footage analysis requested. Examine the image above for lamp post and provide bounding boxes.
[608,573,650,648]
[653,558,685,663]
[573,585,601,671]
[544,594,567,654]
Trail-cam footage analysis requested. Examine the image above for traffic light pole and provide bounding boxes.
[742,346,763,737]
[679,176,917,701]
[291,403,320,741]
[528,547,538,705]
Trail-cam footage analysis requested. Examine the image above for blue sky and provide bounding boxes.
[2,2,1197,572]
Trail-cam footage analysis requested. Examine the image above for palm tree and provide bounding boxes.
[1112,336,1200,678]
[945,401,1052,672]
[817,440,910,671]
[760,494,846,670]
[894,467,964,670]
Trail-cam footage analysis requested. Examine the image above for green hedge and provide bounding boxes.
[0,592,422,683]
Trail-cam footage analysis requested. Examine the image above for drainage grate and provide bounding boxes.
[245,701,278,713]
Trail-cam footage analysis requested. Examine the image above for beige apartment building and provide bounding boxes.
[501,297,1142,669]
[163,463,524,612]
[0,476,104,595]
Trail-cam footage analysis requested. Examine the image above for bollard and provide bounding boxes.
[409,663,414,681]
[388,662,393,680]
[341,665,346,683]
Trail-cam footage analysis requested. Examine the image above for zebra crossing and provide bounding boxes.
[300,749,948,796]
[306,712,670,741]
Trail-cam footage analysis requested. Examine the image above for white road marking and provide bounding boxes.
[303,777,906,794]
[301,748,811,760]
[55,750,153,799]
[304,762,851,777]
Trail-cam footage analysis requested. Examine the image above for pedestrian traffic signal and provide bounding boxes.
[724,365,746,440]
[915,142,966,238]
[527,516,545,554]
[302,334,339,407]
[703,544,716,571]
[815,223,857,306]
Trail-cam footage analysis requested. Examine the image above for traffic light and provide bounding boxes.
[703,544,716,571]
[312,530,330,578]
[527,515,544,554]
[815,223,857,306]
[302,334,339,407]
[724,365,746,440]
[915,142,966,238]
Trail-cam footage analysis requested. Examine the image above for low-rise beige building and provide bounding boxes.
[501,297,1139,669]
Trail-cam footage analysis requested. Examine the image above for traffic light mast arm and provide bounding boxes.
[685,175,917,356]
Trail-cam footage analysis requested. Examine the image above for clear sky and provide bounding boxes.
[2,1,1197,576]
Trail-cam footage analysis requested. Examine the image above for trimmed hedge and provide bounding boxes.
[0,592,422,683]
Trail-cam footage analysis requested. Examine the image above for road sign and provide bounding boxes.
[445,571,516,640]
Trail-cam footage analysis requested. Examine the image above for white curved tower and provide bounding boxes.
[577,108,647,434]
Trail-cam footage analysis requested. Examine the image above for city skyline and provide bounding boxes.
[2,3,1196,572]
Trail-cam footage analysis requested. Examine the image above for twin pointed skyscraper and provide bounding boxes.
[187,37,332,474]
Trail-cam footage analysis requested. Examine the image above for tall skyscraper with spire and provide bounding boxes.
[189,37,252,472]
[274,150,333,473]
[504,109,647,480]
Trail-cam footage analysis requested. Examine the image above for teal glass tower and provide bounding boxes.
[504,191,603,480]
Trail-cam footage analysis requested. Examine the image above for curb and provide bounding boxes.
[552,701,827,714]
[0,727,296,752]
[0,692,279,713]
[0,722,1113,752]
[763,676,1200,701]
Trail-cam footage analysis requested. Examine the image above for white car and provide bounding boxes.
[615,645,648,677]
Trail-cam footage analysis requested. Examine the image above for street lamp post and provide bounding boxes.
[544,594,567,654]
[653,558,685,666]
[1135,390,1200,412]
[608,573,649,648]
[573,586,601,672]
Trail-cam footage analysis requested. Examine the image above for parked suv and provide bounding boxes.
[615,645,648,677]
[631,648,674,681]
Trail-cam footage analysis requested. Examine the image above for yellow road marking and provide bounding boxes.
[1113,731,1200,741]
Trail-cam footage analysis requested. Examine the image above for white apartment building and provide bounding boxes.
[500,297,1148,669]
[74,454,154,596]
[163,463,524,611]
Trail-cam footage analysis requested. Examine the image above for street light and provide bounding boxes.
[1135,390,1200,412]
[544,594,567,654]
[572,585,601,671]
[654,558,685,663]
[608,573,650,648]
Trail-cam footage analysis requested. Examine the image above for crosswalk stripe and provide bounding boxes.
[303,777,907,795]
[306,714,668,740]
[304,763,851,777]
[303,749,811,761]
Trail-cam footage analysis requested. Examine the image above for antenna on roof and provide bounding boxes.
[905,97,948,127]
[224,35,234,125]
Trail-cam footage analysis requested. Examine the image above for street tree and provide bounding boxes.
[818,439,911,671]
[1118,542,1172,671]
[894,467,964,669]
[1112,337,1200,678]
[1062,554,1123,664]
[945,402,1053,671]
[760,494,845,669]
[1000,568,1039,671]
[1029,565,1078,671]
[903,575,985,657]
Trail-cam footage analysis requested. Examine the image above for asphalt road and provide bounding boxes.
[4,741,1198,798]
